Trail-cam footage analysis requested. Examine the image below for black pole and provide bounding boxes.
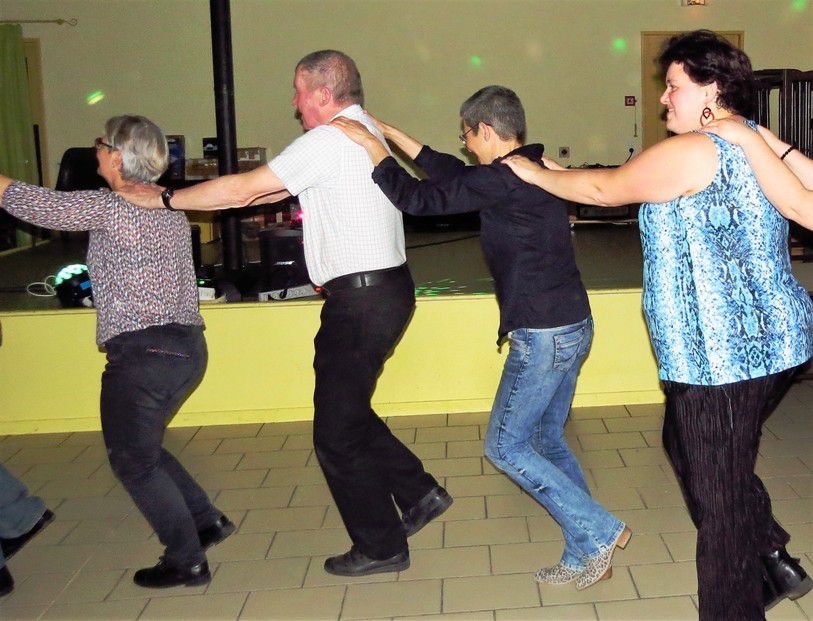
[209,0,243,271]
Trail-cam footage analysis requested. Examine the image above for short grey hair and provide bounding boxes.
[104,115,168,183]
[296,50,364,106]
[459,86,526,142]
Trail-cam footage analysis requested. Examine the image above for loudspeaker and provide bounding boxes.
[258,227,309,291]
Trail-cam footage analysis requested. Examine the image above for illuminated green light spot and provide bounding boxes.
[86,90,105,105]
[791,0,808,10]
[469,55,483,68]
[611,38,627,52]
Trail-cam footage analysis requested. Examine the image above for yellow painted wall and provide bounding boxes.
[1,0,811,183]
[0,289,661,434]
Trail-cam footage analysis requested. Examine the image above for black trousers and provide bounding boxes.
[313,265,438,559]
[100,323,220,568]
[662,366,800,621]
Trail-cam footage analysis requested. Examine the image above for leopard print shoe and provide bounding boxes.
[575,525,632,591]
[533,563,583,585]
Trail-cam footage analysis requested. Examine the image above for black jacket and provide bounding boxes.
[372,143,590,342]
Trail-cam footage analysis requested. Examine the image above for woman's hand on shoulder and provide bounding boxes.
[330,117,376,146]
[541,157,568,171]
[702,117,756,146]
[502,155,545,184]
[116,183,164,209]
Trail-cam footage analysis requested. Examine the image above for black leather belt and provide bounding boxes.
[322,264,407,296]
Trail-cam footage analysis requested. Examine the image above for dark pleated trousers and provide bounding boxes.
[662,366,800,621]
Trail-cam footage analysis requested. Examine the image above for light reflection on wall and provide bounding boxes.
[86,90,105,105]
[611,38,628,54]
[469,55,484,69]
[791,0,808,11]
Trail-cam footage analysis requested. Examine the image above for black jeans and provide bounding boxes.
[662,366,800,621]
[100,323,220,568]
[313,265,438,559]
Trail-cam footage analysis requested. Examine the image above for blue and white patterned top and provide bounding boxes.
[639,126,813,385]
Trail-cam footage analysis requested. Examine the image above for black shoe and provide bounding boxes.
[763,547,813,611]
[198,515,236,550]
[0,509,54,559]
[402,486,453,537]
[133,559,211,589]
[0,566,14,597]
[324,548,410,576]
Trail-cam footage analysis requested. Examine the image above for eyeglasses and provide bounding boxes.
[458,127,475,143]
[94,137,114,150]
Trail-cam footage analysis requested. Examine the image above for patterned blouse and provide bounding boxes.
[2,181,204,346]
[639,128,813,386]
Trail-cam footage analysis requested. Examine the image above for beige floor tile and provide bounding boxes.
[490,541,566,575]
[25,518,78,547]
[766,598,808,620]
[399,546,491,580]
[140,592,248,620]
[193,424,262,440]
[579,433,646,452]
[436,495,486,522]
[107,569,210,600]
[241,585,344,620]
[614,507,694,534]
[661,532,696,562]
[410,522,445,550]
[776,476,812,498]
[9,543,97,577]
[537,566,637,606]
[445,517,529,547]
[446,475,521,498]
[570,449,625,470]
[416,426,480,443]
[565,419,608,435]
[794,588,813,619]
[216,436,286,454]
[757,456,812,478]
[388,414,449,429]
[571,406,629,420]
[487,494,550,519]
[52,569,125,604]
[7,446,91,466]
[399,612,495,621]
[268,527,351,558]
[773,498,813,524]
[612,533,672,566]
[527,516,567,543]
[409,442,448,460]
[262,466,327,486]
[208,557,309,593]
[392,428,417,443]
[196,469,268,491]
[240,506,326,533]
[422,457,482,477]
[257,421,314,437]
[238,450,311,470]
[206,533,273,562]
[604,416,664,433]
[591,487,646,511]
[591,466,671,489]
[641,430,663,447]
[497,603,598,620]
[625,403,665,417]
[595,595,697,620]
[342,579,442,619]
[0,604,49,620]
[443,573,540,613]
[482,459,501,475]
[214,486,294,510]
[289,483,333,506]
[179,453,244,474]
[447,440,486,458]
[62,515,152,545]
[179,438,222,456]
[1,433,72,448]
[636,484,685,509]
[70,444,108,464]
[41,599,147,620]
[0,571,74,606]
[617,447,670,467]
[447,412,491,427]
[88,540,165,571]
[16,462,100,484]
[321,505,346,529]
[280,433,315,450]
[629,561,697,597]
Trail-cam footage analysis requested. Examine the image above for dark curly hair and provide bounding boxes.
[659,30,755,117]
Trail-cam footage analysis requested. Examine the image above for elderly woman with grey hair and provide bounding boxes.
[0,115,234,589]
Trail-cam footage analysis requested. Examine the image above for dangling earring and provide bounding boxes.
[700,107,715,127]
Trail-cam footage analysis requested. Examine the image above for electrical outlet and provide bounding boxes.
[558,146,570,159]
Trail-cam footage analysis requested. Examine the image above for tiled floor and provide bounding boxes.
[1,382,811,620]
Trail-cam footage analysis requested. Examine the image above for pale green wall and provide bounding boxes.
[2,0,812,183]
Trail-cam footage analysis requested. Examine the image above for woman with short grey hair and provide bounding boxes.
[0,115,235,589]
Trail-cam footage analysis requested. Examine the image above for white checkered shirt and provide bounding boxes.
[269,104,406,286]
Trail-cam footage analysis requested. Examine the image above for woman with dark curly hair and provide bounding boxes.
[503,30,812,620]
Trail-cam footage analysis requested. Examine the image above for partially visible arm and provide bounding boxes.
[1,176,110,231]
[117,165,290,211]
[502,132,717,206]
[704,118,813,229]
[755,126,813,189]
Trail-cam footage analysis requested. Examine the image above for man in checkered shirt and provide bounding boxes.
[121,50,452,577]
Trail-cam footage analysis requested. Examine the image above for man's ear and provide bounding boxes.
[319,86,332,107]
[479,122,491,141]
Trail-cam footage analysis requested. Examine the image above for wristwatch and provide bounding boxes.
[161,188,176,211]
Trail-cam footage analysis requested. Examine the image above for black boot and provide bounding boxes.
[763,547,813,611]
[0,566,14,597]
[133,558,211,588]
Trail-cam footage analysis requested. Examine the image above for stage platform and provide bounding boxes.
[2,225,811,434]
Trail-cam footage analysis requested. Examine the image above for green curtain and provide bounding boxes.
[0,24,38,246]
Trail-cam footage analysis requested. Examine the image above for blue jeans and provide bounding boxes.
[485,317,623,570]
[0,463,47,569]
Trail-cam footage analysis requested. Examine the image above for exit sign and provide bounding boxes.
[625,96,637,106]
